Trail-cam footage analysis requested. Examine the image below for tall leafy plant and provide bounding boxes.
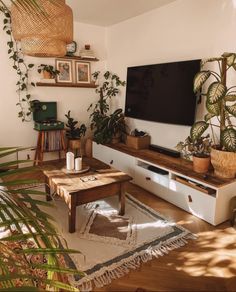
[87,71,126,144]
[0,147,81,291]
[191,53,236,152]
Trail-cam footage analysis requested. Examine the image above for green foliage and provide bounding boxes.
[0,147,80,291]
[65,111,87,140]
[93,108,127,144]
[38,64,59,78]
[88,71,126,144]
[0,4,35,122]
[191,52,236,152]
[176,134,212,159]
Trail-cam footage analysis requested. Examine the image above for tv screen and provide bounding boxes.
[125,59,200,126]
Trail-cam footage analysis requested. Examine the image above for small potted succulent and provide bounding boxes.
[38,64,60,79]
[65,110,87,155]
[176,133,212,173]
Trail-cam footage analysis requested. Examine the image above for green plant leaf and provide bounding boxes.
[206,100,220,115]
[226,103,236,117]
[190,121,209,141]
[222,52,236,66]
[225,95,236,102]
[221,128,236,151]
[193,71,211,93]
[207,82,226,104]
[200,57,223,68]
[204,113,215,121]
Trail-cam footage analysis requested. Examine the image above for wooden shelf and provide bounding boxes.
[36,82,98,88]
[59,55,99,62]
[105,142,235,188]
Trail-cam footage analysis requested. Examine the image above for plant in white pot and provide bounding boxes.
[176,134,212,173]
[191,52,236,178]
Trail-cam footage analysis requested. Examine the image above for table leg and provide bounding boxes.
[45,176,52,202]
[119,182,126,216]
[69,197,76,233]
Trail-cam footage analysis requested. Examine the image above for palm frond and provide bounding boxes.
[0,147,79,290]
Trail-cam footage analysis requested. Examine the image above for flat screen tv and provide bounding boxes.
[125,59,201,126]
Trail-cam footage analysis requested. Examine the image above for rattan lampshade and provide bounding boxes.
[11,0,73,57]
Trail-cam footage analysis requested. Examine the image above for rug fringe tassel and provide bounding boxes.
[77,233,195,291]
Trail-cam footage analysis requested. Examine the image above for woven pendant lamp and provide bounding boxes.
[11,0,73,57]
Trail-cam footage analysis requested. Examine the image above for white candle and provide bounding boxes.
[66,152,74,170]
[75,157,82,171]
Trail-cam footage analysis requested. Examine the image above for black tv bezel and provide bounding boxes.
[124,59,201,127]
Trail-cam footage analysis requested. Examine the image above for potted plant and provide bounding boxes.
[65,110,87,155]
[191,52,236,178]
[87,71,126,144]
[93,108,127,144]
[176,134,212,173]
[38,64,60,79]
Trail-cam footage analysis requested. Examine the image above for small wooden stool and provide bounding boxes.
[34,129,66,165]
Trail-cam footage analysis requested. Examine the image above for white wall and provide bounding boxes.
[0,20,107,157]
[106,0,236,149]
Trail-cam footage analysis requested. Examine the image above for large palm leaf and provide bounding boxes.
[0,147,80,291]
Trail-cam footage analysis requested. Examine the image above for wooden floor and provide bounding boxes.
[94,183,236,292]
[4,164,236,291]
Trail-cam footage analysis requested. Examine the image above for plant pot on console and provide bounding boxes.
[210,148,236,179]
[192,154,211,174]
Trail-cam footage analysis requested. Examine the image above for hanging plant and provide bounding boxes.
[0,3,35,122]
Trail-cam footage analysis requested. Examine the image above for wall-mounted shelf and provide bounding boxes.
[36,82,98,88]
[58,56,99,62]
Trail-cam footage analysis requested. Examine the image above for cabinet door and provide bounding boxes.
[108,147,135,178]
[92,142,135,178]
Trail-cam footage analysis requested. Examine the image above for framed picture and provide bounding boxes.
[75,61,91,84]
[55,59,73,83]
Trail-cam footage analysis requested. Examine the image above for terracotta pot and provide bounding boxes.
[68,139,82,156]
[43,70,52,79]
[192,155,211,174]
[211,148,236,178]
[111,133,121,144]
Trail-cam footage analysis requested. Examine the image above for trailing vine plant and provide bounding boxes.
[0,1,35,122]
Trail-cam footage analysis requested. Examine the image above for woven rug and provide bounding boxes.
[40,193,195,291]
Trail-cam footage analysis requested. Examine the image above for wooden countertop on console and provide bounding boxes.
[104,143,235,188]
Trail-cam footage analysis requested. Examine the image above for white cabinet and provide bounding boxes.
[92,142,236,226]
[93,142,135,178]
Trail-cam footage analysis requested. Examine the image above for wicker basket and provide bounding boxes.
[11,0,73,57]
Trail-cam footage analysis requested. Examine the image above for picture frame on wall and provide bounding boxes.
[75,61,91,84]
[55,59,73,83]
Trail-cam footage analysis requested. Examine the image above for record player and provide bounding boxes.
[32,101,64,131]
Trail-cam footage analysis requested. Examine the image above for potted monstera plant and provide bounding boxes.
[191,52,236,178]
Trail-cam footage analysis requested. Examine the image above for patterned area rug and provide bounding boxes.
[40,193,195,291]
[79,205,136,248]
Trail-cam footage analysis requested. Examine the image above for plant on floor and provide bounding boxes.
[65,110,87,140]
[38,64,60,79]
[186,52,236,177]
[0,147,81,291]
[87,71,126,144]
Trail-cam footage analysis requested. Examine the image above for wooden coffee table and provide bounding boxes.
[43,158,132,233]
